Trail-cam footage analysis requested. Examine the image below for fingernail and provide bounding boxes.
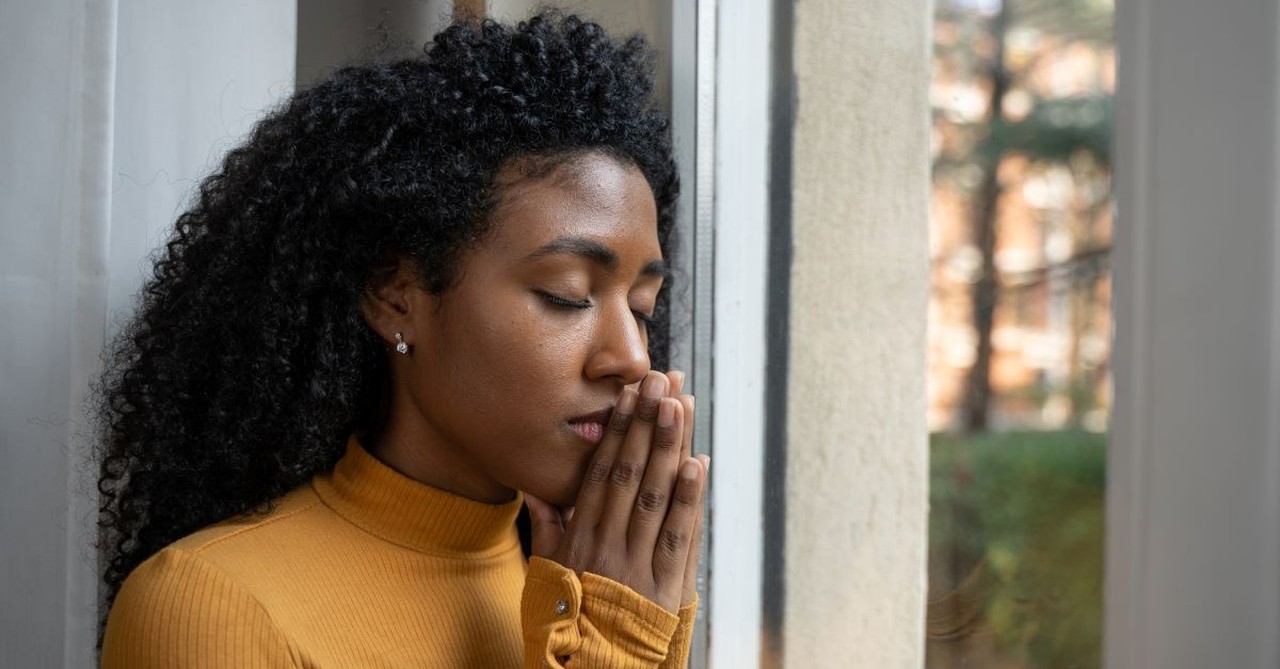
[641,372,666,400]
[658,398,675,427]
[681,459,700,480]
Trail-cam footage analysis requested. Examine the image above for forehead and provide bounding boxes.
[483,152,661,258]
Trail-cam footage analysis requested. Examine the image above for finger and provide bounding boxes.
[654,458,706,610]
[568,388,638,532]
[676,394,697,596]
[667,370,686,396]
[626,397,685,560]
[598,371,668,541]
[525,493,565,559]
[681,454,710,607]
[678,394,695,467]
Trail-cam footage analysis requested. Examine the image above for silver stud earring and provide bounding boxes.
[394,332,409,355]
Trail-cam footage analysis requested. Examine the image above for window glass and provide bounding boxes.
[927,1,1114,666]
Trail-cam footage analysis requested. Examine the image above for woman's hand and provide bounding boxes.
[666,370,706,609]
[525,370,708,613]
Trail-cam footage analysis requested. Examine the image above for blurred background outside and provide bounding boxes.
[926,0,1114,667]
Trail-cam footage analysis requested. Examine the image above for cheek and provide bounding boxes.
[432,303,595,501]
[425,300,589,425]
[463,304,580,380]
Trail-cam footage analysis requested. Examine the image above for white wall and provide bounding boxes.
[1110,1,1280,667]
[783,1,931,666]
[0,2,295,665]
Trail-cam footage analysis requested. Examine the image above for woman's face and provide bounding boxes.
[397,152,664,506]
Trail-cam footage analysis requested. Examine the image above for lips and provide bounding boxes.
[568,407,613,445]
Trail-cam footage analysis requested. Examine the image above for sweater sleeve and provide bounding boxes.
[522,556,681,668]
[101,547,298,669]
[659,597,699,669]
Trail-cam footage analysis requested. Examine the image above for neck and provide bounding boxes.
[367,409,517,506]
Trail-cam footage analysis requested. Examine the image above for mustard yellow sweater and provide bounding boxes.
[101,436,697,668]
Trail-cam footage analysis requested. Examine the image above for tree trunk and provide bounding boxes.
[960,3,1010,433]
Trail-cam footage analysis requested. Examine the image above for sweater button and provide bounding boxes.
[554,599,569,615]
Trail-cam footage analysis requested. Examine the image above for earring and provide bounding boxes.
[394,332,409,355]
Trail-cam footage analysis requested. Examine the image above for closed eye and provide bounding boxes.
[537,291,591,310]
[537,290,655,331]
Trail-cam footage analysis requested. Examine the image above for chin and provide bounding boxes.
[519,471,583,509]
[509,440,593,508]
[536,483,580,509]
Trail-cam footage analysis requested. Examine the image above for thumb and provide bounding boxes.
[524,492,565,558]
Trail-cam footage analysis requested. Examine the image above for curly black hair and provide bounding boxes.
[95,10,678,614]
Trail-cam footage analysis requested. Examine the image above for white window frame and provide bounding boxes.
[670,0,774,666]
[1109,1,1280,667]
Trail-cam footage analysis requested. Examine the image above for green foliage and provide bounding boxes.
[938,0,1114,45]
[930,431,1106,668]
[1014,0,1114,45]
[988,96,1113,165]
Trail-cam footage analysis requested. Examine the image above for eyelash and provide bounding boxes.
[538,291,656,329]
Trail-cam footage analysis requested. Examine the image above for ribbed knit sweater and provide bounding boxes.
[101,436,697,668]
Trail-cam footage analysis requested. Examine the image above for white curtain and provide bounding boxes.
[0,2,295,665]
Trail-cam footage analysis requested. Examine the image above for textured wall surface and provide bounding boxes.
[783,1,931,666]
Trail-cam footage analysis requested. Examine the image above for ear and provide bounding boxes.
[359,257,430,349]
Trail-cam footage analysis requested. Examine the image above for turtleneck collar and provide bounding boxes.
[311,434,523,557]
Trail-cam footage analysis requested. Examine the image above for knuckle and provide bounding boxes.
[585,460,613,486]
[610,461,641,486]
[565,542,589,569]
[653,429,678,452]
[607,410,632,436]
[634,396,661,422]
[674,479,700,506]
[660,527,688,555]
[589,553,620,578]
[636,488,666,513]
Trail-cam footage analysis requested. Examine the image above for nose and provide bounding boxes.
[583,300,650,385]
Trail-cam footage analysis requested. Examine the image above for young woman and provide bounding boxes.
[96,12,707,668]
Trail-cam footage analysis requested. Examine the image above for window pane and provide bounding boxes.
[926,1,1114,667]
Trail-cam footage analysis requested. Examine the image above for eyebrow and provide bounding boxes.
[522,236,668,278]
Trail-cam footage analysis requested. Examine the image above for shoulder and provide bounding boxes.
[102,546,299,668]
[168,484,322,555]
[128,483,340,598]
[101,486,328,667]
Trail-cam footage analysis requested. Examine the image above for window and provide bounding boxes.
[927,1,1114,666]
